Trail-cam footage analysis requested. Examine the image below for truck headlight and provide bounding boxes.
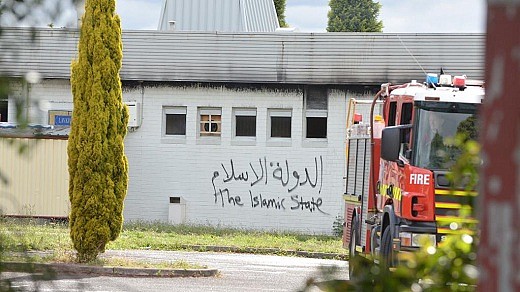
[411,234,436,247]
[400,232,436,247]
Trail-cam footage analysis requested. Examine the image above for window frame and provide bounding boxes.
[162,106,187,138]
[233,108,257,140]
[387,101,398,126]
[304,86,328,140]
[268,108,292,140]
[305,109,328,139]
[198,107,222,138]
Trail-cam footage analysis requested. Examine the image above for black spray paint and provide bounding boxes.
[211,156,328,215]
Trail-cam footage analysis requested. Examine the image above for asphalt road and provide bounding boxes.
[2,250,349,292]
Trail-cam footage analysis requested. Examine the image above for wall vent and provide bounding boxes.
[168,196,186,224]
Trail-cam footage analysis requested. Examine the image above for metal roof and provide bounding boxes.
[0,27,485,85]
[157,0,280,32]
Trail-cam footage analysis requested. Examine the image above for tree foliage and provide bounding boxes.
[273,0,287,28]
[306,232,477,291]
[68,0,128,263]
[327,0,383,32]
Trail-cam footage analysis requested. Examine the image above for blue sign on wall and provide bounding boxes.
[55,115,71,126]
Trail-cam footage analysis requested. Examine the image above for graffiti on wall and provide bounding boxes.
[211,156,328,214]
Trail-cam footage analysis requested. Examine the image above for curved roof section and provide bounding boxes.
[157,0,280,32]
[0,28,485,85]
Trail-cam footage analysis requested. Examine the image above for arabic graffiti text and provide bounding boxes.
[210,156,328,215]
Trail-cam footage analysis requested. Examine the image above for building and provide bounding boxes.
[0,27,485,233]
[158,0,280,32]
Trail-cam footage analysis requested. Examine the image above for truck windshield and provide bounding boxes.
[413,103,478,170]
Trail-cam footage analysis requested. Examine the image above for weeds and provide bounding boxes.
[1,219,346,259]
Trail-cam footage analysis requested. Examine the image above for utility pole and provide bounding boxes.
[478,1,520,291]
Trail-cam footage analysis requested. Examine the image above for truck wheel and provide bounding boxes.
[381,225,394,268]
[348,216,359,278]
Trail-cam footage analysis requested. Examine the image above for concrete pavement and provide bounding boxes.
[2,246,347,278]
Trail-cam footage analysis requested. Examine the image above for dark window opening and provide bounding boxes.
[271,116,291,138]
[388,101,397,126]
[306,117,327,138]
[0,100,7,122]
[401,103,413,125]
[165,114,186,135]
[305,86,328,110]
[305,86,328,139]
[236,115,256,137]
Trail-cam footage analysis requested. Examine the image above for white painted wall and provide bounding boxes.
[5,79,74,125]
[122,84,348,234]
[6,79,377,234]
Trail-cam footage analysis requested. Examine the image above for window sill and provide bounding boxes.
[161,136,186,144]
[267,138,292,147]
[231,138,256,146]
[302,139,328,148]
[197,137,221,145]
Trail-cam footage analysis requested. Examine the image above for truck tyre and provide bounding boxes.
[381,225,394,268]
[348,216,359,278]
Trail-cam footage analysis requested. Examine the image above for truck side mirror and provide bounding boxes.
[381,127,400,161]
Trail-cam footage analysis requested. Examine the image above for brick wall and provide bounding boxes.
[7,79,377,234]
[123,84,350,234]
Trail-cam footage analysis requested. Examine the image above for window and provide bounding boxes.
[199,108,221,137]
[304,86,328,139]
[234,108,256,138]
[400,102,414,145]
[0,100,7,122]
[269,109,292,138]
[387,101,397,126]
[400,103,413,125]
[306,111,327,138]
[163,107,186,136]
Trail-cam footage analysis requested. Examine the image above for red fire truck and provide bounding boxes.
[343,74,483,275]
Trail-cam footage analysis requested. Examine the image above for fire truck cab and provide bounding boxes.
[344,74,483,274]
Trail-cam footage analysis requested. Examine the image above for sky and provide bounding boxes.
[0,0,486,33]
[115,0,486,33]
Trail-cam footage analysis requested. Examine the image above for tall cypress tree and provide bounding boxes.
[327,0,383,32]
[68,0,128,263]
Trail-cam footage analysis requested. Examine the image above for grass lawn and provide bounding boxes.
[1,219,347,266]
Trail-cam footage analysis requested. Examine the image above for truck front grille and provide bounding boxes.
[434,189,478,236]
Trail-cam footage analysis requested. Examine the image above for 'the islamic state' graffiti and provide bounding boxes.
[211,156,328,214]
